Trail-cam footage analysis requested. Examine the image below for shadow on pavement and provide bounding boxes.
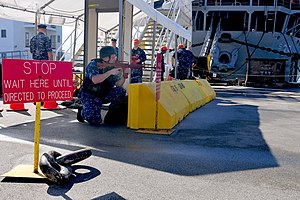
[46,165,100,197]
[91,192,126,200]
[0,88,284,176]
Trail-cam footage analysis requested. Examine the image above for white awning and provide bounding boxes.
[0,0,84,26]
[0,0,191,40]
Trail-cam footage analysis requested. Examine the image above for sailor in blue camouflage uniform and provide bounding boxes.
[77,46,127,126]
[131,39,146,83]
[30,24,53,60]
[171,44,197,79]
[111,38,119,58]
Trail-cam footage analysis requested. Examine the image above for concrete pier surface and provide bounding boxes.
[0,86,299,199]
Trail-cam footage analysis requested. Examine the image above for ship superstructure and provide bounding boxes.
[192,0,300,85]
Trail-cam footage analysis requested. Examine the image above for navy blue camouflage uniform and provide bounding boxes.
[114,47,119,59]
[79,59,126,125]
[30,32,52,60]
[131,47,146,83]
[172,48,197,80]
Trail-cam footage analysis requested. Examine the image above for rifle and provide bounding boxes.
[97,61,143,69]
[97,61,143,78]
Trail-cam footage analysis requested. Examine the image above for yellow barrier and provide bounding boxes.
[73,72,84,89]
[196,79,216,101]
[177,80,207,111]
[157,81,190,129]
[127,83,156,129]
[127,79,216,131]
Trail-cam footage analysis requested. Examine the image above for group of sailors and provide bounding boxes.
[78,37,197,126]
[29,24,197,126]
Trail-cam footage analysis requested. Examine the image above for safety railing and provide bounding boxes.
[0,50,29,60]
[204,0,300,8]
[155,0,179,51]
[54,28,84,62]
[132,14,150,41]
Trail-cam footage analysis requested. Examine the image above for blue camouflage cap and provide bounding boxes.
[38,24,47,29]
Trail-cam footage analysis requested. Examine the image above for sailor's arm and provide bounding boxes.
[91,68,122,84]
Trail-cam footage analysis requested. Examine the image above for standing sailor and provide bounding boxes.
[30,24,53,60]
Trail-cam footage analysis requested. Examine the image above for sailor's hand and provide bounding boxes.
[123,68,130,79]
[109,68,122,76]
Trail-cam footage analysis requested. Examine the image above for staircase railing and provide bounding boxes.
[154,0,178,51]
[199,20,213,57]
[54,28,84,62]
[208,20,221,69]
[145,0,182,81]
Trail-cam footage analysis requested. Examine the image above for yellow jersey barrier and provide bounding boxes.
[127,79,216,130]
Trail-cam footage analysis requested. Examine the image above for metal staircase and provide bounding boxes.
[138,0,180,82]
[57,0,187,83]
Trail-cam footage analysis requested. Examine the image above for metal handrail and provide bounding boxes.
[0,50,29,60]
[54,28,75,60]
[58,30,83,61]
[150,0,182,81]
[154,0,177,51]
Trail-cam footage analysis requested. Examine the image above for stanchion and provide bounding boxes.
[7,103,28,111]
[42,101,61,110]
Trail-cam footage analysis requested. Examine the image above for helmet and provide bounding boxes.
[161,46,168,51]
[133,38,139,43]
[100,46,116,58]
[177,44,184,49]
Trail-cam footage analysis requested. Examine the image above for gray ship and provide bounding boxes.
[192,0,300,86]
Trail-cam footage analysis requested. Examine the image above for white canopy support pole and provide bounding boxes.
[121,0,133,88]
[122,1,133,63]
[84,3,98,67]
[118,0,124,61]
[35,10,40,35]
[72,17,79,67]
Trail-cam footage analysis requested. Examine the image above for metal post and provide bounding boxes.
[83,0,89,69]
[203,12,207,31]
[273,0,278,33]
[150,20,157,82]
[33,10,42,173]
[33,102,41,173]
[248,11,252,32]
[35,10,40,35]
[72,17,79,68]
[174,34,178,80]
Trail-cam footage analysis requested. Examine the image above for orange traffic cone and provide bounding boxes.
[7,103,28,111]
[42,101,61,110]
[167,75,172,81]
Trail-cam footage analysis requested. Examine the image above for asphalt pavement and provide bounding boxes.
[0,86,299,200]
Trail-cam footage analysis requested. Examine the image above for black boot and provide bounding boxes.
[77,107,84,122]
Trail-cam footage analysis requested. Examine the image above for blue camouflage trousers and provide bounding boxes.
[80,86,126,125]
